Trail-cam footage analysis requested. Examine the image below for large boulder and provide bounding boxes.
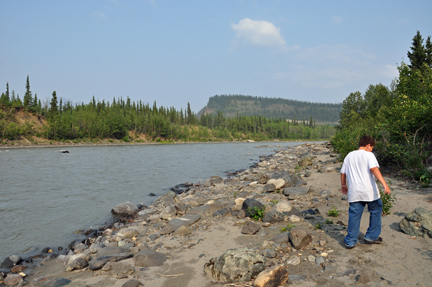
[399,208,432,238]
[253,266,289,287]
[111,202,139,217]
[204,247,266,283]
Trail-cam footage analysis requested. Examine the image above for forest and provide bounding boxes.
[332,31,432,185]
[200,94,342,123]
[0,80,335,143]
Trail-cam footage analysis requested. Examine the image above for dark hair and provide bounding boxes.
[359,135,375,147]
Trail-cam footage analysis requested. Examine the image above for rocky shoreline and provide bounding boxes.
[1,142,432,287]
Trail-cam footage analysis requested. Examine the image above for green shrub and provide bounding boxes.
[247,206,265,221]
[327,206,339,217]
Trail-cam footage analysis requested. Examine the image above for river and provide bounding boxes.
[0,141,307,261]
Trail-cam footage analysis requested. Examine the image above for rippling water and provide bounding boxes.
[0,141,306,261]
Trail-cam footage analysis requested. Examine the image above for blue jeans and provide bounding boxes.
[344,198,383,247]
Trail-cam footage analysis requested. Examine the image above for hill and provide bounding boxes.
[199,95,342,123]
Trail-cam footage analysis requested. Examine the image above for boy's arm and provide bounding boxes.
[370,167,391,194]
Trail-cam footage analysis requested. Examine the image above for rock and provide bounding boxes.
[241,221,261,235]
[253,266,288,287]
[153,191,177,207]
[263,184,276,193]
[122,279,144,287]
[242,198,266,218]
[101,262,135,276]
[307,255,315,262]
[282,186,309,199]
[271,232,289,244]
[95,247,129,258]
[65,257,88,272]
[262,211,284,223]
[288,275,306,283]
[111,202,139,217]
[72,243,87,254]
[289,215,301,222]
[289,228,312,249]
[356,273,371,284]
[298,156,312,167]
[160,206,177,220]
[159,214,201,235]
[272,202,292,213]
[319,190,331,197]
[259,173,269,184]
[235,198,246,207]
[203,247,266,283]
[174,204,190,215]
[173,225,192,236]
[267,179,285,189]
[210,176,223,185]
[399,208,432,238]
[262,249,276,258]
[89,243,105,254]
[213,207,232,218]
[286,255,300,265]
[133,249,168,267]
[4,274,22,286]
[118,228,140,238]
[10,265,26,273]
[89,253,133,271]
[315,256,325,267]
[325,167,335,173]
[43,278,72,287]
[1,257,15,268]
[237,209,246,219]
[8,255,22,265]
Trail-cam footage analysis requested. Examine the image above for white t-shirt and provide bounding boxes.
[340,150,380,202]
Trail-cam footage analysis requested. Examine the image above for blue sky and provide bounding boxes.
[1,0,431,112]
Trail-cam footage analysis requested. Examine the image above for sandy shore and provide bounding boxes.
[1,143,431,287]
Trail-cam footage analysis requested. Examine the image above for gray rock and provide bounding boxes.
[133,249,168,267]
[298,156,312,167]
[210,176,223,185]
[267,179,285,189]
[315,256,325,267]
[262,211,284,223]
[253,265,288,287]
[319,190,331,197]
[72,243,87,253]
[8,255,22,265]
[160,206,177,220]
[118,228,139,238]
[203,247,266,283]
[288,275,306,283]
[153,191,177,208]
[289,228,312,249]
[95,247,128,258]
[43,278,72,287]
[4,274,22,286]
[101,262,135,276]
[242,198,265,218]
[241,221,261,235]
[263,183,276,193]
[259,173,269,184]
[271,232,289,243]
[89,243,105,254]
[122,279,144,287]
[356,273,371,284]
[262,249,276,258]
[283,186,309,199]
[399,208,432,238]
[272,202,292,213]
[1,257,15,268]
[213,207,232,218]
[148,233,160,241]
[160,214,201,235]
[89,253,133,271]
[65,257,88,272]
[111,202,139,217]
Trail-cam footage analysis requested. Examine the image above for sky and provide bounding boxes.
[1,0,431,113]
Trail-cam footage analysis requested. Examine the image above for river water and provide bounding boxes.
[0,141,306,261]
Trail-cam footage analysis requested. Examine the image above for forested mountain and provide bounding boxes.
[199,95,342,123]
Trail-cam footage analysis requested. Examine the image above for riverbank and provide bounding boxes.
[1,142,431,287]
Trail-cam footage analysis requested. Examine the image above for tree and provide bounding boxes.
[6,82,10,102]
[407,31,426,71]
[49,91,58,119]
[425,36,432,68]
[23,75,33,107]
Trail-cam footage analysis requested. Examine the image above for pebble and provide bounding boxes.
[286,255,300,265]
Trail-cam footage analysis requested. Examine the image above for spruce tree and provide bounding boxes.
[425,36,432,68]
[49,91,58,119]
[407,31,426,71]
[23,75,33,107]
[6,82,10,101]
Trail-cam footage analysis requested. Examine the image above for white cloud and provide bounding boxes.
[331,16,342,24]
[231,18,286,48]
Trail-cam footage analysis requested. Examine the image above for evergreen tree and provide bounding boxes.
[407,31,426,71]
[425,36,432,68]
[23,75,33,107]
[49,91,58,118]
[6,82,10,101]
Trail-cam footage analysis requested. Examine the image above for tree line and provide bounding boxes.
[332,30,432,184]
